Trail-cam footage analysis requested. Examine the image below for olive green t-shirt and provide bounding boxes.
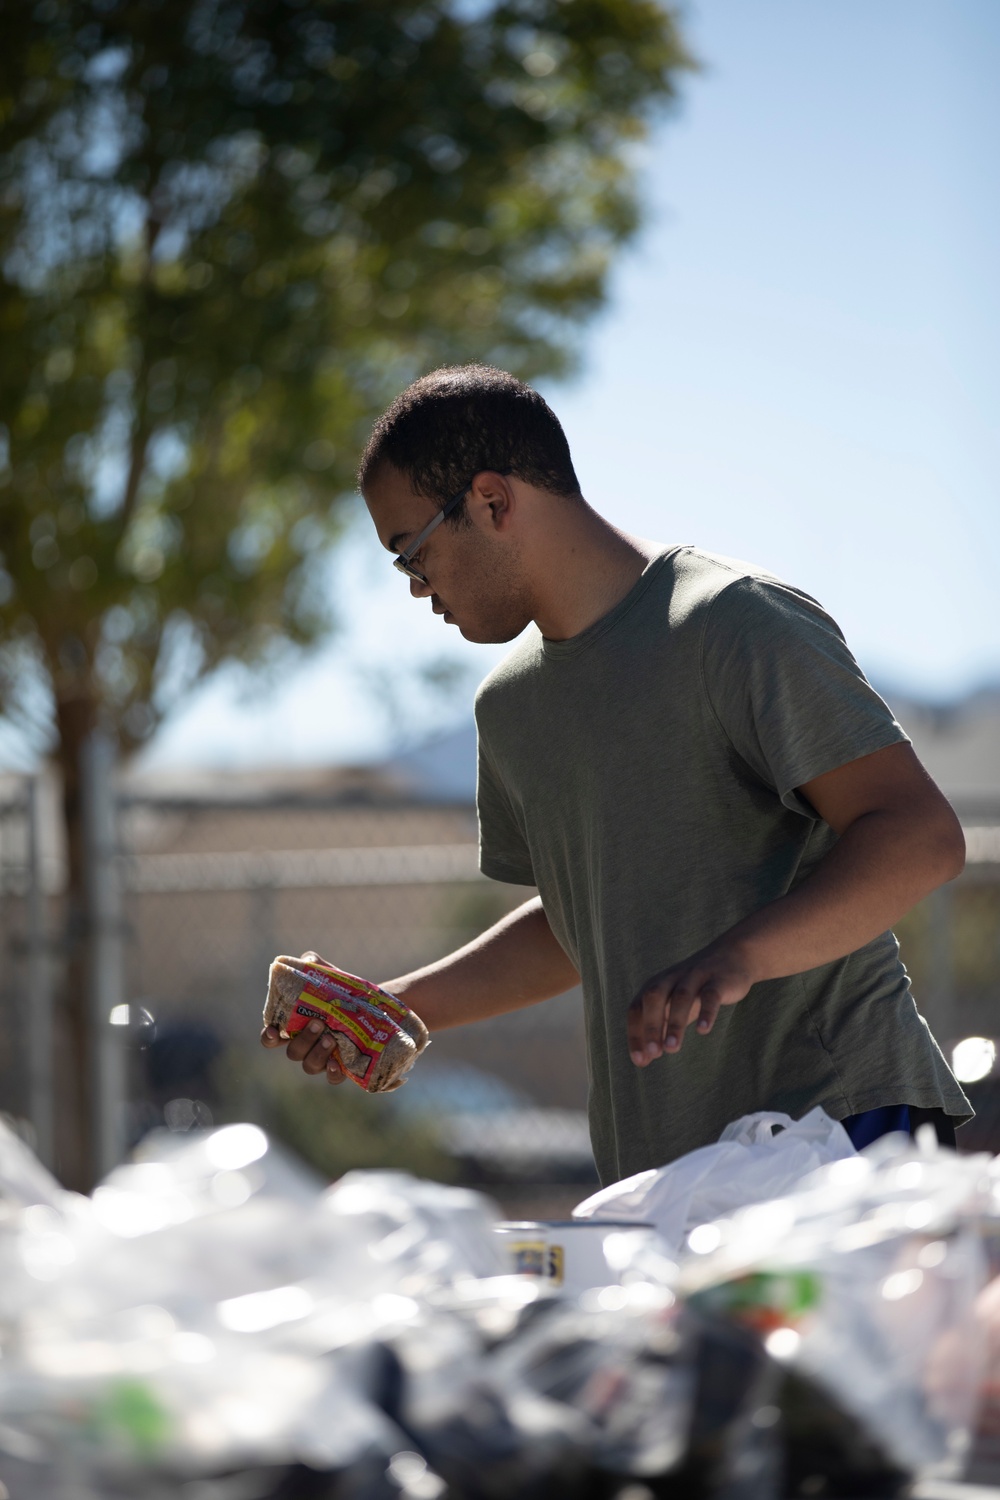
[475,546,970,1185]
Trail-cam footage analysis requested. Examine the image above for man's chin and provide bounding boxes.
[457,620,526,645]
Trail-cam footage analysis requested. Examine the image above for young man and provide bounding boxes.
[263,365,970,1183]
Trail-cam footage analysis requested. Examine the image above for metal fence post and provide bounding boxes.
[26,776,55,1168]
[242,874,276,1122]
[81,730,127,1178]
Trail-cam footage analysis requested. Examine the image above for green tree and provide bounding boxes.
[0,0,691,1184]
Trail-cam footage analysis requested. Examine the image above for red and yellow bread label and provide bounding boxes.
[279,961,410,1088]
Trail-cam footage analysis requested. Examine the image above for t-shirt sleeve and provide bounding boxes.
[701,577,909,817]
[476,736,536,885]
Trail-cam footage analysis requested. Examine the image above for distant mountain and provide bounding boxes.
[383,722,479,803]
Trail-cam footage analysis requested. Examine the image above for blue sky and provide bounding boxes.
[144,0,1000,771]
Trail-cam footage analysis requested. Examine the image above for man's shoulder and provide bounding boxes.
[669,548,828,633]
[671,546,794,601]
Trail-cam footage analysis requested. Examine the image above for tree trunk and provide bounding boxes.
[53,690,99,1191]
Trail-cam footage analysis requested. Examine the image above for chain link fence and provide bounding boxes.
[1,769,999,1207]
[0,769,594,1214]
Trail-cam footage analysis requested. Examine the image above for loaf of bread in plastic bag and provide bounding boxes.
[264,953,429,1093]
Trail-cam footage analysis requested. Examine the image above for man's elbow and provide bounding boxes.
[929,807,966,885]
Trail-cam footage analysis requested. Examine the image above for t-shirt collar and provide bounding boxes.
[539,545,683,660]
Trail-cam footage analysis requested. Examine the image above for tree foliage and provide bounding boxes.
[0,0,691,766]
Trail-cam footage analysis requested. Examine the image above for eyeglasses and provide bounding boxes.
[392,483,471,585]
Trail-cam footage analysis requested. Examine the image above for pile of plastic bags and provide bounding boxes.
[0,1119,692,1499]
[0,1110,998,1499]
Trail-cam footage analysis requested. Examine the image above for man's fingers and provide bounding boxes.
[301,1030,336,1076]
[666,976,731,1048]
[628,985,667,1066]
[262,1015,347,1082]
[663,985,698,1054]
[627,950,753,1066]
[626,993,650,1065]
[287,1019,339,1076]
[641,986,667,1059]
[287,1019,325,1062]
[629,961,746,1066]
[695,983,722,1035]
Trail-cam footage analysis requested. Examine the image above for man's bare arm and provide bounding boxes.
[628,742,965,1064]
[382,895,580,1028]
[261,895,580,1081]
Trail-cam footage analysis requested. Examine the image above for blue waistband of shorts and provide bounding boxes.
[841,1104,911,1151]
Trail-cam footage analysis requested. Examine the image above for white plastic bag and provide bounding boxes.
[573,1107,855,1255]
[0,1116,67,1212]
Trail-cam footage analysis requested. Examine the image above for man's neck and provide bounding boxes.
[528,503,660,641]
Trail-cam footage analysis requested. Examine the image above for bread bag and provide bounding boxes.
[264,954,429,1093]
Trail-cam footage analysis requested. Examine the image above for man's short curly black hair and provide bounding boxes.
[358,364,581,509]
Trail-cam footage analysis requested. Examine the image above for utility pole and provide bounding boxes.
[81,731,127,1180]
[26,776,55,1169]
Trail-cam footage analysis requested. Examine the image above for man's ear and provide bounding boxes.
[467,470,516,533]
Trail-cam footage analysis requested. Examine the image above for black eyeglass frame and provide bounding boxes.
[391,482,472,584]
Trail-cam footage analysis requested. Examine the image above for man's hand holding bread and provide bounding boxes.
[260,951,429,1092]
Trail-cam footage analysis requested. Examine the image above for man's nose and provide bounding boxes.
[409,575,432,599]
